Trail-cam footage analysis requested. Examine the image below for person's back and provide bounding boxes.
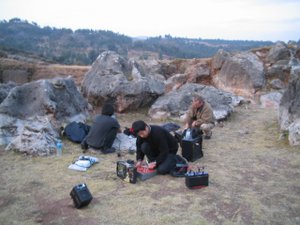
[85,114,119,149]
[81,103,120,153]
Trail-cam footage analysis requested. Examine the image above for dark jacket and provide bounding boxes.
[136,125,178,165]
[85,115,120,149]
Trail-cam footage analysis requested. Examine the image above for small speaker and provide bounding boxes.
[70,183,93,208]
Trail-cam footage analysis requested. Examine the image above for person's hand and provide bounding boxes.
[136,160,142,167]
[192,121,199,127]
[148,161,156,169]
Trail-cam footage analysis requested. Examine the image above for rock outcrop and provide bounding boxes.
[260,92,283,109]
[149,83,244,121]
[0,82,17,104]
[0,77,89,155]
[278,76,300,146]
[266,41,291,64]
[81,51,165,112]
[213,51,265,97]
[0,77,88,121]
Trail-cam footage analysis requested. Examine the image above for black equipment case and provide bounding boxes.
[185,171,209,189]
[70,183,93,208]
[181,137,203,162]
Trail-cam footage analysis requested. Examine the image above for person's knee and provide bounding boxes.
[157,165,169,175]
[157,154,176,174]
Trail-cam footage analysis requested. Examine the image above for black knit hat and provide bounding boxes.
[132,120,147,135]
[101,103,114,116]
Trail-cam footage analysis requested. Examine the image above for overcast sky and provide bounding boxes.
[0,0,299,42]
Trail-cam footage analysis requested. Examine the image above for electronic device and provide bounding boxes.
[70,183,93,208]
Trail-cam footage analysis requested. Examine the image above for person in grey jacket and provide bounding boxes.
[81,103,120,153]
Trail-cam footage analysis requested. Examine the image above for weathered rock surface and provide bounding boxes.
[213,51,265,97]
[0,77,89,155]
[278,76,300,146]
[149,83,244,121]
[0,81,17,104]
[81,51,165,112]
[260,92,283,109]
[266,41,291,64]
[0,77,88,120]
[2,115,58,156]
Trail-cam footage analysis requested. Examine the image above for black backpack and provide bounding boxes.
[63,122,90,143]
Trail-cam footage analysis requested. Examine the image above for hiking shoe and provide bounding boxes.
[81,140,88,150]
[204,135,211,140]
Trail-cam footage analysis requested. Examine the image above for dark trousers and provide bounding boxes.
[102,128,118,149]
[83,128,118,150]
[141,143,177,174]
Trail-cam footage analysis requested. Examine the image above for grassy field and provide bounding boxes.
[0,104,299,225]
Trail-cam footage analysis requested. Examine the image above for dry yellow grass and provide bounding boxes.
[0,104,299,225]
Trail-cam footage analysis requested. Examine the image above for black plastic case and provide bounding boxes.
[70,183,93,208]
[185,172,209,189]
[181,138,203,162]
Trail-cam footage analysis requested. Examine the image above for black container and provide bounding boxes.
[185,172,209,189]
[181,137,203,162]
[70,183,93,208]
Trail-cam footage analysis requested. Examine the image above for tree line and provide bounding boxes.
[0,18,279,65]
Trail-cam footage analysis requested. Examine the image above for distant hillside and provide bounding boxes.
[133,35,274,59]
[0,18,275,65]
[0,18,132,65]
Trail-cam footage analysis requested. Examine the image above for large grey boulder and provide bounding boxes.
[2,115,58,156]
[260,92,283,109]
[0,77,89,155]
[0,77,88,121]
[266,63,290,82]
[149,83,244,121]
[267,41,291,64]
[164,59,211,93]
[278,77,300,146]
[213,51,265,97]
[81,51,165,112]
[165,73,187,93]
[0,82,17,104]
[185,59,211,83]
[211,49,231,71]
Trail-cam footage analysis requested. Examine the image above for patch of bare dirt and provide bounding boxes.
[0,104,299,225]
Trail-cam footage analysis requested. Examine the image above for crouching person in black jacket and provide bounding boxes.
[132,120,178,174]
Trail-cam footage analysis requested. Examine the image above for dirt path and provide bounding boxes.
[0,104,299,225]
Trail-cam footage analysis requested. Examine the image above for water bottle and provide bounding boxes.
[185,129,192,140]
[56,140,63,157]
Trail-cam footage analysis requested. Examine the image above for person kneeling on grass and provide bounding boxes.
[81,103,120,154]
[132,120,178,174]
